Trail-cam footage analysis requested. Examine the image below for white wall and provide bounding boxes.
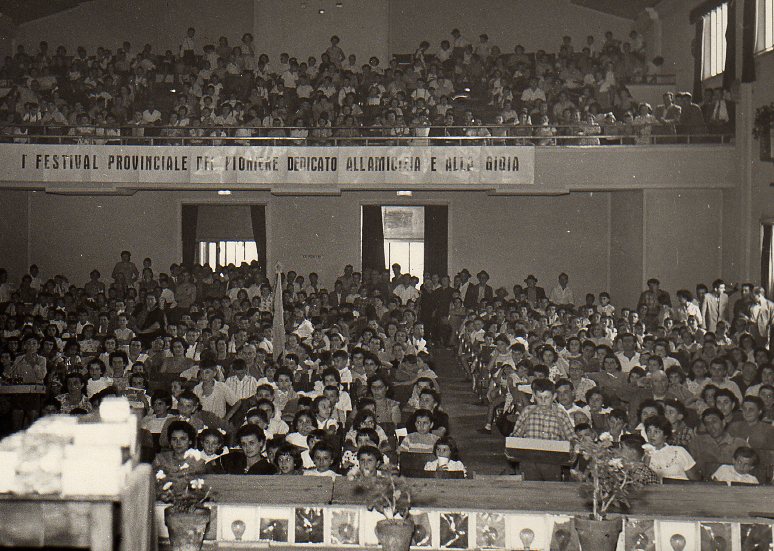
[8,190,609,300]
[387,0,633,55]
[15,0,255,57]
[253,0,390,72]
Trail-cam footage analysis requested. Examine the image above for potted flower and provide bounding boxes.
[572,436,646,551]
[753,102,774,161]
[354,470,415,551]
[156,469,212,551]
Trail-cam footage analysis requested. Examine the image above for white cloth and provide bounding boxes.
[646,444,695,480]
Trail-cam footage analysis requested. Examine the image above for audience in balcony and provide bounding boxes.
[0,27,733,144]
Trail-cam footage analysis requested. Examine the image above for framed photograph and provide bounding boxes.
[258,507,292,543]
[217,505,258,541]
[412,511,434,548]
[439,512,469,549]
[505,514,548,550]
[329,509,360,546]
[657,521,698,551]
[548,516,580,551]
[740,523,773,551]
[623,519,655,551]
[699,522,732,551]
[295,507,324,544]
[476,512,506,549]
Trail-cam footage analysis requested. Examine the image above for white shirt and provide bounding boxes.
[225,374,259,400]
[549,285,575,306]
[711,464,758,484]
[646,444,695,480]
[394,284,420,305]
[194,381,238,419]
[615,351,641,374]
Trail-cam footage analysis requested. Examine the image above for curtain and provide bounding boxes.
[424,205,449,277]
[361,205,385,272]
[741,0,757,82]
[693,18,705,101]
[763,224,774,298]
[690,0,730,23]
[249,205,268,278]
[722,0,736,90]
[181,204,198,268]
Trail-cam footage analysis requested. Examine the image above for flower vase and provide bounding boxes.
[164,507,211,551]
[573,517,622,551]
[375,518,415,551]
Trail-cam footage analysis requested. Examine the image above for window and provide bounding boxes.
[382,206,424,278]
[757,0,774,52]
[702,2,729,79]
[197,240,258,268]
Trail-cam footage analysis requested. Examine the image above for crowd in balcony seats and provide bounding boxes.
[0,26,733,145]
[1,254,773,484]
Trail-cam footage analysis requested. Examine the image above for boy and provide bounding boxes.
[225,358,259,400]
[711,447,760,485]
[399,409,439,453]
[509,379,576,481]
[304,441,338,478]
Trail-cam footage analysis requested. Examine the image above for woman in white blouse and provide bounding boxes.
[643,416,701,481]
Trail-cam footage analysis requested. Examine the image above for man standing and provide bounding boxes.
[701,279,731,333]
[638,278,671,330]
[112,250,139,285]
[749,287,774,347]
[464,271,493,309]
[523,275,546,307]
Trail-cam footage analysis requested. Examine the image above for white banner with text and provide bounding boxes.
[1,145,535,188]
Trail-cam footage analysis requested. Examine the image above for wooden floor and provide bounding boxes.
[431,349,509,475]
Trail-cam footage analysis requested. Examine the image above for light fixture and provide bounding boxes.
[319,7,325,13]
[217,190,232,195]
[336,1,343,7]
[397,190,413,197]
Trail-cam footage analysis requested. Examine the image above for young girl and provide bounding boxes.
[85,358,113,398]
[274,444,303,475]
[285,409,316,449]
[198,427,228,463]
[312,395,339,435]
[423,437,466,476]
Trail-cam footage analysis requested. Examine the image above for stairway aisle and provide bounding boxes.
[430,349,509,475]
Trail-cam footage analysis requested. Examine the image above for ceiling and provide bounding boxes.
[0,0,93,25]
[571,0,662,20]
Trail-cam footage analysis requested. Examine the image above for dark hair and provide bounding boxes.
[643,415,673,438]
[167,420,197,443]
[433,436,460,460]
[733,446,759,465]
[637,398,664,421]
[620,434,647,457]
[531,378,556,394]
[150,389,173,409]
[274,443,303,469]
[236,423,266,442]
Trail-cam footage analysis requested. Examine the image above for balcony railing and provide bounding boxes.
[0,124,734,147]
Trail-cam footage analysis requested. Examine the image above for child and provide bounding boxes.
[423,437,466,476]
[225,358,259,400]
[140,390,175,438]
[198,427,228,463]
[304,441,338,478]
[85,358,112,398]
[114,314,135,347]
[313,395,339,432]
[711,447,760,485]
[274,444,303,475]
[348,445,384,478]
[399,409,439,454]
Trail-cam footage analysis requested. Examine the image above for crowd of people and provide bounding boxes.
[0,27,733,145]
[460,274,774,483]
[1,255,772,484]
